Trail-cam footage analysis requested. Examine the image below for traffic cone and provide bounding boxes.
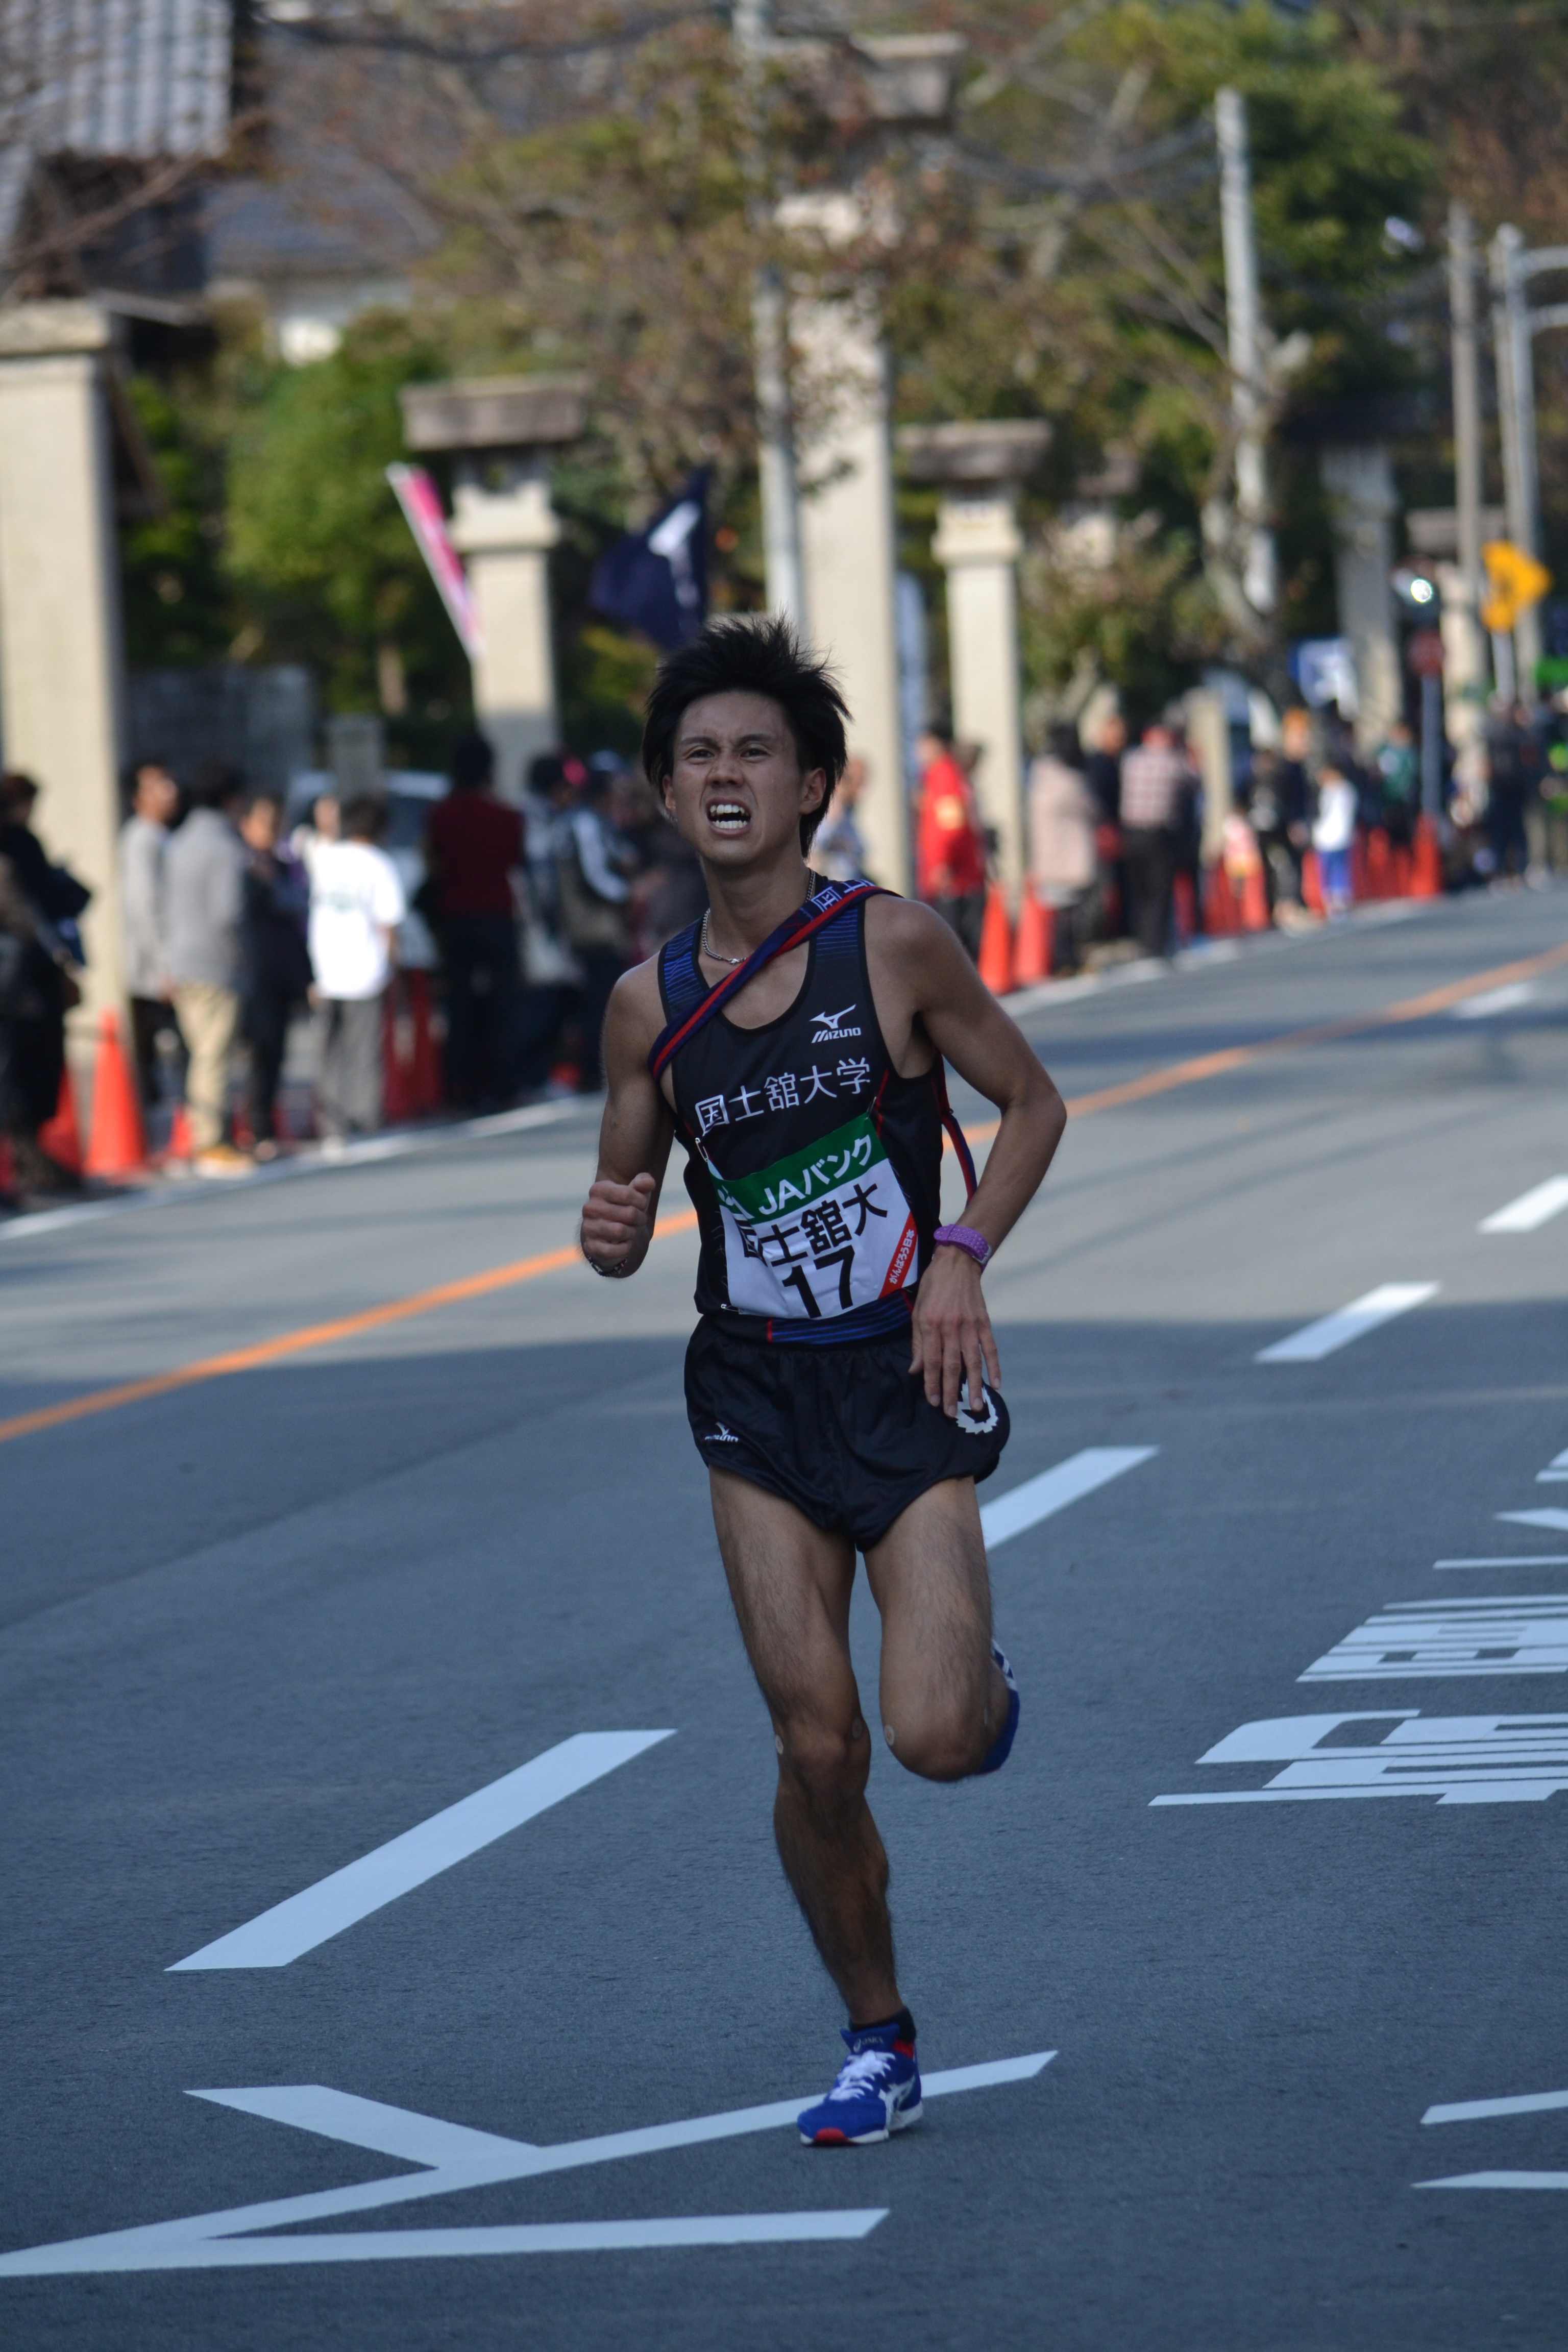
[1240,861,1270,932]
[1302,850,1326,914]
[165,1100,193,1163]
[1202,863,1239,936]
[1390,843,1412,897]
[1012,882,1052,985]
[1365,827,1392,901]
[1411,814,1442,897]
[84,1010,148,1177]
[977,883,1013,995]
[382,984,416,1124]
[408,970,443,1112]
[38,1064,82,1172]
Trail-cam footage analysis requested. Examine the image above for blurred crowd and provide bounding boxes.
[2,688,1564,1205]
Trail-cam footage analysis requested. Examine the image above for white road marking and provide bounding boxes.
[1152,1710,1568,1804]
[979,1447,1157,1549]
[1298,1598,1568,1680]
[1499,1510,1568,1535]
[1453,982,1537,1020]
[1424,2089,1568,2125]
[1255,1283,1439,1364]
[1537,1449,1568,1484]
[169,1732,674,1970]
[1417,2170,1568,2190]
[1479,1175,1568,1234]
[0,2053,1054,2275]
[1435,1557,1568,1570]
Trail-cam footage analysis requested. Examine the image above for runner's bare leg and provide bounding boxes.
[710,1468,1011,2022]
[710,1469,900,2023]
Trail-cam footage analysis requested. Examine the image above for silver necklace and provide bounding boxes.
[700,911,746,967]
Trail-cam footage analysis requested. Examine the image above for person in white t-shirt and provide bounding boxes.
[1311,762,1358,919]
[308,794,406,1141]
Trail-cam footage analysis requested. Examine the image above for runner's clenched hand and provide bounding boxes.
[581,1171,658,1272]
[910,1243,1000,1419]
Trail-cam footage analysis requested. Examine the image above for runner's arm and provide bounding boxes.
[580,961,676,1276]
[875,899,1066,1415]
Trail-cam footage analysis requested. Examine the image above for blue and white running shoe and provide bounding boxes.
[976,1639,1020,1775]
[797,2020,922,2146]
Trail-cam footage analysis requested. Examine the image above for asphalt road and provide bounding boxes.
[3,884,1568,2350]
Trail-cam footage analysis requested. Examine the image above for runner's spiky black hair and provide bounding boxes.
[641,615,849,853]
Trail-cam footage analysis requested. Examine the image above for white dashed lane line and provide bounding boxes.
[979,1447,1158,1549]
[168,1732,673,1971]
[1480,1175,1568,1233]
[1255,1283,1439,1364]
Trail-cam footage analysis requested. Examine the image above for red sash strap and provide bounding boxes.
[648,879,882,1082]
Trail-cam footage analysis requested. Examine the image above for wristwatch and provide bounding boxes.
[932,1222,991,1269]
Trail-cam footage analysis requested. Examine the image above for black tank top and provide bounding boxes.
[657,884,949,1345]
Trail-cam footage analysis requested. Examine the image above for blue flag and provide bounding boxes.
[591,471,709,650]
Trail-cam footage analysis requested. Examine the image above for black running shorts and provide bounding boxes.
[684,1315,1010,1553]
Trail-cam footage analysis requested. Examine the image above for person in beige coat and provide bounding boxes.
[1027,723,1099,974]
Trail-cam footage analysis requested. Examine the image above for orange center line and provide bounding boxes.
[3,933,1564,1449]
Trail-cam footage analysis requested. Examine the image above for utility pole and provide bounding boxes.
[1448,201,1486,689]
[1490,223,1542,687]
[734,0,804,626]
[1215,87,1275,617]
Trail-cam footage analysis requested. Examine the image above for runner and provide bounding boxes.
[580,618,1066,2146]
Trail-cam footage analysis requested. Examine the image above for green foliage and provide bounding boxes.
[120,369,237,668]
[225,312,470,738]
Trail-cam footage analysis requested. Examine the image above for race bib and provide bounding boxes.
[708,1111,918,1322]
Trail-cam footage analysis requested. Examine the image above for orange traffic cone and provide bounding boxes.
[84,1010,148,1177]
[1240,862,1270,932]
[38,1063,82,1172]
[1302,850,1326,914]
[1364,827,1392,901]
[408,970,443,1112]
[1411,814,1442,898]
[977,883,1013,995]
[1012,883,1052,985]
[165,1099,193,1164]
[1202,863,1239,936]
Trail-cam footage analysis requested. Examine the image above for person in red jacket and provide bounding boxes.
[425,732,524,1109]
[914,723,987,961]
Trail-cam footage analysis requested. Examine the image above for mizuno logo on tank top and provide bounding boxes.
[652,881,975,1347]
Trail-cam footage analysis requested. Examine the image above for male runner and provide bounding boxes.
[580,618,1065,2145]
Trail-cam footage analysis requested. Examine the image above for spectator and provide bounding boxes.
[514,752,580,1094]
[1375,721,1419,848]
[291,787,340,883]
[915,722,988,960]
[0,776,85,1195]
[555,762,635,1093]
[1312,760,1358,919]
[119,756,182,1113]
[1118,722,1195,959]
[238,791,312,1160]
[1485,702,1538,883]
[424,731,522,1111]
[164,755,249,1176]
[814,753,870,883]
[1084,708,1125,824]
[1027,724,1098,974]
[309,793,406,1145]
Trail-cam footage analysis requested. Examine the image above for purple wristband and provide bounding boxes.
[932,1222,991,1268]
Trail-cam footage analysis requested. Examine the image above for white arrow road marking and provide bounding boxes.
[1298,1597,1568,1680]
[169,1732,674,1970]
[1499,1510,1568,1536]
[1480,1175,1568,1234]
[979,1449,1157,1549]
[1255,1283,1439,1364]
[0,2054,1055,2275]
[1537,1450,1568,1484]
[1417,2085,1568,2190]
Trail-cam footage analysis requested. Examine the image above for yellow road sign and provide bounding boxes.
[1481,538,1552,630]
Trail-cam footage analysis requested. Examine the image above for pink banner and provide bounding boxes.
[385,462,482,660]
